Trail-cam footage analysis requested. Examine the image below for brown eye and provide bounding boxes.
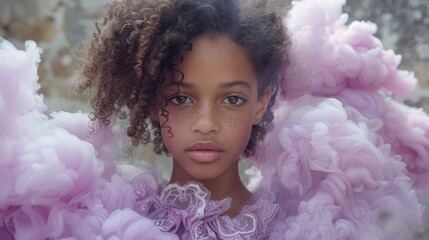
[170,95,192,105]
[223,96,246,105]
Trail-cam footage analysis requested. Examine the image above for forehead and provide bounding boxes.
[172,34,257,88]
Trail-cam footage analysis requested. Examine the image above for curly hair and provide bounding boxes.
[78,0,290,157]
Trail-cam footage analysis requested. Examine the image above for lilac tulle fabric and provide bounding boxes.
[0,0,428,239]
[130,177,278,239]
[0,40,177,239]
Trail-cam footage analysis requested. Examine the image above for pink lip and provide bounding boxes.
[186,141,224,163]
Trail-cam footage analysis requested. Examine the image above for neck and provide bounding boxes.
[169,160,252,216]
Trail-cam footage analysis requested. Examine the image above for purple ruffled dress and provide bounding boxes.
[130,173,278,239]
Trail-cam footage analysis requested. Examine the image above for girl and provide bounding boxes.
[79,0,288,238]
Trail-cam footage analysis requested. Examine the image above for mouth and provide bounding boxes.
[186,141,224,163]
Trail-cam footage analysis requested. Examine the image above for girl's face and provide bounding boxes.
[156,35,271,181]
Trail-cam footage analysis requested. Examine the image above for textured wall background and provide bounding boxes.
[1,0,428,113]
[0,0,106,113]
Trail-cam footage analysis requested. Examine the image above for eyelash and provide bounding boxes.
[169,95,193,105]
[168,95,247,106]
[222,96,247,105]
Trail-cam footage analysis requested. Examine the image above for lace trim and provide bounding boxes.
[131,178,279,239]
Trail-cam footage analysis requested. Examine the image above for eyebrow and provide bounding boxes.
[221,80,252,89]
[170,81,193,88]
[170,80,252,89]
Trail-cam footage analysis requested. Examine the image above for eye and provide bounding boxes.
[223,96,246,105]
[170,95,192,105]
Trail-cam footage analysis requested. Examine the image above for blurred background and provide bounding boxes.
[0,0,428,114]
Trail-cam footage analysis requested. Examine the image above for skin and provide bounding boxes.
[154,34,271,216]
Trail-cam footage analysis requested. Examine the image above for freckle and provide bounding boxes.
[225,117,235,128]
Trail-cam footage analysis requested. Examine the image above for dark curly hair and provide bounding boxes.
[78,0,290,157]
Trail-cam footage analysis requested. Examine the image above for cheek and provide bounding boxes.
[224,111,252,129]
[222,107,255,143]
[158,108,188,151]
[158,107,185,133]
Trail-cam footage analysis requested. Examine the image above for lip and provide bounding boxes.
[186,141,224,163]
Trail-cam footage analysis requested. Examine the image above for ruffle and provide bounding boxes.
[133,180,279,240]
[0,39,176,240]
[282,0,416,101]
[255,0,427,238]
[257,96,422,240]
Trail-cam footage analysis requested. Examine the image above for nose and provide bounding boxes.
[191,104,220,135]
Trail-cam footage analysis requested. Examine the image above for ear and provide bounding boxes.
[253,87,272,125]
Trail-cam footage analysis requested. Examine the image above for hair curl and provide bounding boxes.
[78,0,290,157]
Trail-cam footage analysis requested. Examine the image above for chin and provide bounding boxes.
[189,172,220,181]
[185,168,224,181]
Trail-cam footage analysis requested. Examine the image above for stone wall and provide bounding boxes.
[1,0,428,113]
[0,0,106,113]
